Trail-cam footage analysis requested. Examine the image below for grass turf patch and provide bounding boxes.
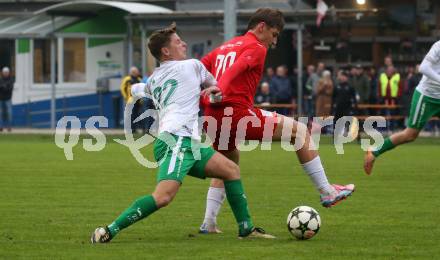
[0,135,439,259]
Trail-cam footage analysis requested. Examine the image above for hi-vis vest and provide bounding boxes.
[380,73,400,98]
[120,75,141,102]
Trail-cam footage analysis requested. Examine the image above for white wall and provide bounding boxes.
[13,39,125,105]
[13,50,32,105]
[86,40,124,87]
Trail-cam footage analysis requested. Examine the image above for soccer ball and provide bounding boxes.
[287,206,321,240]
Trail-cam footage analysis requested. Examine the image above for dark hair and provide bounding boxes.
[148,22,177,60]
[247,8,285,31]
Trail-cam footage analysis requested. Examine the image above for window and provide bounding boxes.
[0,40,15,77]
[33,39,57,83]
[63,38,86,82]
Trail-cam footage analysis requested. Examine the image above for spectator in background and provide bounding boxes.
[270,65,292,115]
[120,66,143,133]
[0,67,14,132]
[407,64,421,96]
[261,66,274,84]
[316,70,333,134]
[349,64,370,104]
[333,68,342,85]
[254,81,272,105]
[367,67,379,115]
[405,65,415,80]
[402,65,415,120]
[315,70,333,117]
[316,62,325,77]
[290,67,298,103]
[379,65,402,130]
[305,64,319,116]
[379,65,402,106]
[332,70,357,139]
[349,66,357,81]
[368,67,378,104]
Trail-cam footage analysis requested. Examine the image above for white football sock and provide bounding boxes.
[202,187,226,227]
[301,156,335,195]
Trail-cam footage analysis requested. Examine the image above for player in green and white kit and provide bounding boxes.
[91,23,274,243]
[364,40,440,175]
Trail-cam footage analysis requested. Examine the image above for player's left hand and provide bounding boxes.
[131,83,147,98]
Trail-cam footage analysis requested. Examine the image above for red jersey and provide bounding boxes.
[201,32,267,109]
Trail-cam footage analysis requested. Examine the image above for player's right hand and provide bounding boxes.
[201,86,221,97]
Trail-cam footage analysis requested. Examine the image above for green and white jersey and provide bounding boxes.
[417,40,440,99]
[145,59,216,140]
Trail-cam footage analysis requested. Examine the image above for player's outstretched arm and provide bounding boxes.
[131,83,149,98]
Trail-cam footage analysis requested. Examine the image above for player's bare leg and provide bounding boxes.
[364,149,376,176]
[210,149,240,187]
[200,149,239,233]
[364,127,420,175]
[272,115,355,207]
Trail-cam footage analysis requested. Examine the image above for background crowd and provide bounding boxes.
[255,56,439,132]
[2,55,436,134]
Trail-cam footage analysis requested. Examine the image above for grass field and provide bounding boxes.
[1,134,440,259]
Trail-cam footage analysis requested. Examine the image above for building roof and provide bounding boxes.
[35,0,172,15]
[0,1,172,38]
[0,15,79,38]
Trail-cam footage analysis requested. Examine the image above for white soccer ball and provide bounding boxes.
[287,206,321,240]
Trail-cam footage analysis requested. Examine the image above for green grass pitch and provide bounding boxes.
[1,134,439,259]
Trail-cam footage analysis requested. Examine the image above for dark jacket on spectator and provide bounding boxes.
[332,81,357,117]
[0,76,14,100]
[289,74,298,100]
[369,74,378,104]
[255,92,273,104]
[270,75,292,103]
[402,73,422,116]
[349,74,370,103]
[407,73,422,97]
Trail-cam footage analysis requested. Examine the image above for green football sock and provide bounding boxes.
[107,195,158,237]
[224,179,254,236]
[373,137,395,158]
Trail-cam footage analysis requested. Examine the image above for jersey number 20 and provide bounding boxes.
[214,52,236,80]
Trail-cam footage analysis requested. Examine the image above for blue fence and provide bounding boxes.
[12,91,123,128]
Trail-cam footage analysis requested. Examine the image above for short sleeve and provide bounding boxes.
[192,59,217,86]
[201,50,215,72]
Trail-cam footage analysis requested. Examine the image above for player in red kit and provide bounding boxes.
[199,8,355,234]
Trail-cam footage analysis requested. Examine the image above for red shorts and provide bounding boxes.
[203,106,278,151]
